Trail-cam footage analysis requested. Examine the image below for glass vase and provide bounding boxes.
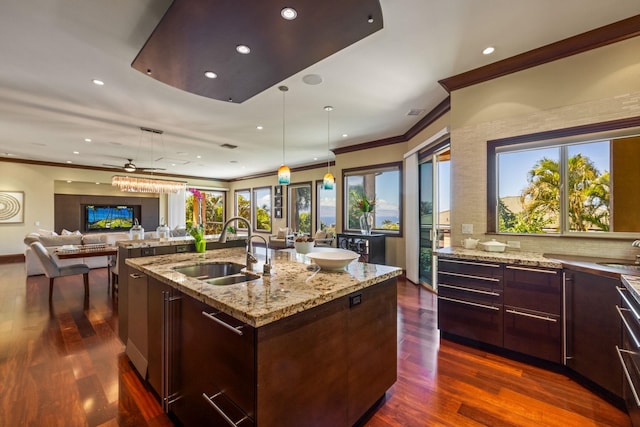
[359,212,373,235]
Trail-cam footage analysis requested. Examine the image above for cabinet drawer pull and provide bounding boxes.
[129,273,145,279]
[616,346,640,408]
[202,392,250,427]
[505,309,557,323]
[202,311,244,336]
[439,283,500,297]
[439,258,501,268]
[438,296,500,311]
[617,286,640,321]
[616,305,640,348]
[505,265,558,275]
[440,271,500,282]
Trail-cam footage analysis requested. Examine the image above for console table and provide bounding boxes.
[337,233,386,264]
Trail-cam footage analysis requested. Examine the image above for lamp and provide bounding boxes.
[112,175,186,194]
[323,106,335,190]
[277,85,290,185]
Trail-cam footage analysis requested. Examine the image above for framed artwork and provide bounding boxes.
[274,185,283,196]
[274,207,283,218]
[0,191,24,223]
[274,196,282,208]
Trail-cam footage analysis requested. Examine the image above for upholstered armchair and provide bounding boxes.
[269,227,295,249]
[313,230,335,247]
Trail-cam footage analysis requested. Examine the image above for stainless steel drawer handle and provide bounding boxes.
[202,392,250,427]
[616,305,640,348]
[616,346,640,408]
[439,283,500,297]
[129,273,145,279]
[440,271,500,282]
[202,311,244,336]
[438,296,500,311]
[439,258,501,268]
[616,286,640,321]
[505,309,557,323]
[505,265,558,275]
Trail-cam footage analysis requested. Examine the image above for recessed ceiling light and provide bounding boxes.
[257,125,263,130]
[73,151,79,155]
[236,45,251,54]
[483,46,495,55]
[66,180,72,183]
[95,182,100,185]
[84,138,92,143]
[342,134,348,138]
[302,74,323,85]
[204,71,217,79]
[313,157,318,161]
[281,7,297,20]
[92,79,104,86]
[196,155,202,159]
[66,160,73,164]
[367,15,374,24]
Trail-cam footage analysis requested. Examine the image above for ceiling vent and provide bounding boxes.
[407,109,425,116]
[221,143,238,149]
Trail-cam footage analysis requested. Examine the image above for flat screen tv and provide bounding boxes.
[84,205,137,232]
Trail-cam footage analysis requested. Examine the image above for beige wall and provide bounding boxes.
[450,36,640,259]
[0,161,227,255]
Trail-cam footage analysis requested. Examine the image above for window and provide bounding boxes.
[343,162,402,235]
[489,119,640,235]
[253,187,272,232]
[235,189,251,230]
[288,182,312,234]
[186,188,225,234]
[316,180,336,235]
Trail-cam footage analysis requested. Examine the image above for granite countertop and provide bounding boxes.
[435,247,563,268]
[622,275,640,305]
[126,247,402,328]
[116,235,246,249]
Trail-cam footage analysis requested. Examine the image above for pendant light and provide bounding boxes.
[323,106,335,190]
[277,85,291,185]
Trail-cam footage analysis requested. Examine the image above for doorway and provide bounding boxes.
[418,146,450,291]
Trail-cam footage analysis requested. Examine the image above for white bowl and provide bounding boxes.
[479,239,508,252]
[306,249,359,271]
[294,241,315,254]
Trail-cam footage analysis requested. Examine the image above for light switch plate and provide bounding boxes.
[462,224,473,234]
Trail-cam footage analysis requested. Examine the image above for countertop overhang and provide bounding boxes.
[126,247,402,327]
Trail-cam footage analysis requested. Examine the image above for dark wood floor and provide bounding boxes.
[0,263,631,426]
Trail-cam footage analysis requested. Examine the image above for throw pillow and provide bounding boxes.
[61,229,82,235]
[38,229,58,236]
[39,234,83,247]
[315,230,326,240]
[276,228,286,239]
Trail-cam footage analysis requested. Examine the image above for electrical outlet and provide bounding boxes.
[461,224,473,234]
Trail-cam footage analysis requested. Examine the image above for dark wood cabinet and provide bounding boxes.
[565,269,622,398]
[503,265,562,363]
[337,233,386,264]
[437,258,504,347]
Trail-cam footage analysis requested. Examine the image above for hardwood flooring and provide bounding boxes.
[0,262,631,426]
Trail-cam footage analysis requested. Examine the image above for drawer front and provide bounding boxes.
[438,283,502,306]
[438,295,503,347]
[503,306,561,363]
[504,265,561,315]
[438,270,503,293]
[438,258,503,279]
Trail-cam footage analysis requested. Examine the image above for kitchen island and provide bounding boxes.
[126,247,402,427]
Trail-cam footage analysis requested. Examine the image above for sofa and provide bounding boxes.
[24,231,130,276]
[269,227,295,249]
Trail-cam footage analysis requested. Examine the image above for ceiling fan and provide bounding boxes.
[103,158,166,172]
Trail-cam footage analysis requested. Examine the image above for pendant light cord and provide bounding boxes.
[279,86,288,165]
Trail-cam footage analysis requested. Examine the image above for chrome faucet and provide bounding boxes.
[219,216,255,267]
[248,234,271,274]
[633,240,640,264]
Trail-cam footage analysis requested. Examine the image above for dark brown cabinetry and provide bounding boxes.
[337,233,386,264]
[617,283,640,426]
[437,258,504,347]
[503,265,562,363]
[565,269,622,398]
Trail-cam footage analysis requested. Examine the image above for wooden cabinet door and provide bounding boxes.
[566,269,622,398]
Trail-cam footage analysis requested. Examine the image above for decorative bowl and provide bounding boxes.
[479,239,508,252]
[294,241,315,254]
[306,249,359,271]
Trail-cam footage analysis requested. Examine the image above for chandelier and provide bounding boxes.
[112,175,186,194]
[277,85,291,185]
[323,105,335,190]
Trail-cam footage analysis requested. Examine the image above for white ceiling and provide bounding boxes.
[1,1,639,180]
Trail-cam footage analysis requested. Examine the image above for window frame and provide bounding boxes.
[487,116,640,237]
[252,186,272,233]
[288,181,312,234]
[342,161,403,236]
[234,188,251,230]
[186,188,226,234]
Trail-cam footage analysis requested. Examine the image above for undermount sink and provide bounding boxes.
[173,262,245,280]
[597,262,640,272]
[206,272,257,286]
